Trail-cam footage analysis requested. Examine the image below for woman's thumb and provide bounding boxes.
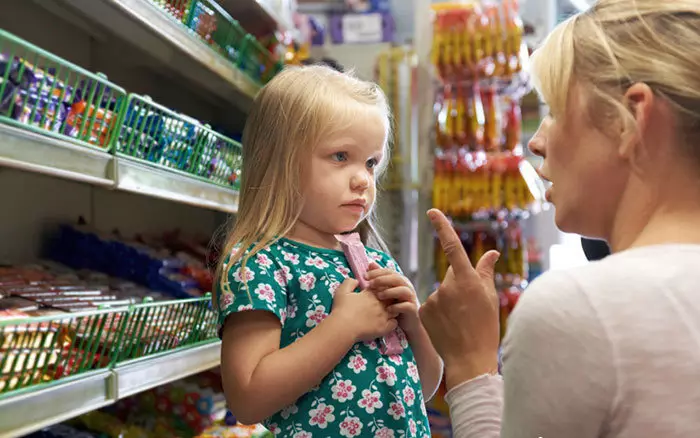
[475,250,500,282]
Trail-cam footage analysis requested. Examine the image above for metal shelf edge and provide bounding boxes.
[114,341,221,399]
[115,158,239,214]
[0,123,114,186]
[0,370,113,438]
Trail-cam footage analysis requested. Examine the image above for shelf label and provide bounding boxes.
[342,13,383,43]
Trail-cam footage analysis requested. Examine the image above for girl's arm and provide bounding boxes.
[221,308,356,425]
[403,321,444,400]
[221,278,398,425]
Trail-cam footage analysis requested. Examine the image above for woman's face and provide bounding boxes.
[529,86,630,238]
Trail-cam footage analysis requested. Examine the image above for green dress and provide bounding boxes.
[217,238,431,438]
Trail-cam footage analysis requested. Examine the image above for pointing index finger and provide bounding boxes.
[427,208,474,274]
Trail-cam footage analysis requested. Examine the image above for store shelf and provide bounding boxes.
[114,341,221,398]
[0,343,221,438]
[0,370,114,438]
[220,0,295,38]
[58,0,260,112]
[116,159,239,213]
[0,124,114,187]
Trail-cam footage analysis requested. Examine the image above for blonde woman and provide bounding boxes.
[215,65,442,436]
[420,1,700,437]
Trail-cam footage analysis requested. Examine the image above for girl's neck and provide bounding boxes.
[287,221,343,251]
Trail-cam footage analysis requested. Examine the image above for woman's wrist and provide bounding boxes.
[443,353,499,391]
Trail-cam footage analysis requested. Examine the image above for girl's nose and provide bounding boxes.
[350,170,370,191]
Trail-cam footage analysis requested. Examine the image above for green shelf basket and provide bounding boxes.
[112,296,218,364]
[0,296,218,400]
[113,94,242,190]
[148,0,194,23]
[0,307,129,397]
[0,29,127,152]
[186,0,281,84]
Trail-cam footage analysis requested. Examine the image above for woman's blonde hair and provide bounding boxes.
[214,65,392,305]
[530,0,700,153]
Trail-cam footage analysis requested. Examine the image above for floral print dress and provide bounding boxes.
[217,238,431,438]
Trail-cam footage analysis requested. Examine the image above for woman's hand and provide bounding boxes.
[419,209,501,390]
[366,264,421,333]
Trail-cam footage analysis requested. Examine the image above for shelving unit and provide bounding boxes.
[0,0,295,435]
[54,0,260,112]
[0,342,221,437]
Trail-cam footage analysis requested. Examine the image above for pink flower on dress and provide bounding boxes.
[363,340,378,350]
[292,432,312,438]
[267,423,281,435]
[233,266,255,282]
[305,305,328,327]
[339,416,363,437]
[331,380,356,402]
[358,389,383,414]
[407,362,420,383]
[376,364,397,386]
[305,256,329,269]
[254,283,276,304]
[335,265,351,277]
[299,272,317,291]
[368,252,383,263]
[388,401,406,420]
[388,354,403,366]
[219,292,234,309]
[280,404,298,419]
[309,403,335,429]
[283,251,300,265]
[347,354,368,373]
[329,281,341,296]
[374,427,395,438]
[274,266,292,287]
[409,419,417,436]
[237,303,253,312]
[256,252,273,269]
[279,307,287,325]
[402,386,416,406]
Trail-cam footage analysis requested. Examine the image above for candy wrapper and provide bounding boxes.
[335,233,403,356]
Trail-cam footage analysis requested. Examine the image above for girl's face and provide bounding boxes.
[529,86,629,238]
[292,110,387,247]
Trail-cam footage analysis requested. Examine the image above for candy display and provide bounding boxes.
[0,49,124,149]
[115,95,242,190]
[150,0,194,23]
[432,151,534,220]
[47,222,215,299]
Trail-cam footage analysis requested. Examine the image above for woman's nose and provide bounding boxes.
[527,116,551,158]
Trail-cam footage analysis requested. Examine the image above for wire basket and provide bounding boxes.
[112,296,217,364]
[148,0,193,23]
[186,0,281,84]
[0,307,129,397]
[113,94,242,190]
[0,29,127,151]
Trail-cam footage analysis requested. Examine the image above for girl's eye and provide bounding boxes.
[366,158,379,169]
[332,152,348,162]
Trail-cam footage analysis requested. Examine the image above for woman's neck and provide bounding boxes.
[609,175,700,252]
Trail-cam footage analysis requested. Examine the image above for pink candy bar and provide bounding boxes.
[336,233,404,356]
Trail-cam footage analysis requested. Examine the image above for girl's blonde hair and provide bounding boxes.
[530,0,700,155]
[214,65,392,305]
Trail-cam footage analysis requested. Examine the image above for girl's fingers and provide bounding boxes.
[377,286,414,302]
[369,274,411,291]
[387,301,416,315]
[365,267,396,280]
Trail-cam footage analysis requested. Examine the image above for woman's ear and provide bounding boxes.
[619,83,654,160]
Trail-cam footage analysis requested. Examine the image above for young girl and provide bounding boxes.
[215,65,442,437]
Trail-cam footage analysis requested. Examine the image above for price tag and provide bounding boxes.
[341,13,383,44]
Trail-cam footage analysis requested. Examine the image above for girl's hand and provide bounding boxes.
[366,264,421,334]
[331,278,398,343]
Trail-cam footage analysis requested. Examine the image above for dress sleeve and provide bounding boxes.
[217,246,289,329]
[446,270,617,438]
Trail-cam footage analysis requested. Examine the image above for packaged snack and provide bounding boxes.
[336,232,404,356]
